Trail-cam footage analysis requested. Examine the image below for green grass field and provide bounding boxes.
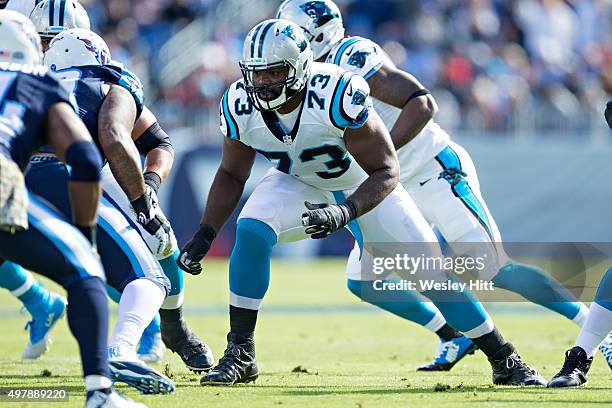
[0,258,609,407]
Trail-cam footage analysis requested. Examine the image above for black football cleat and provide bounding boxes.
[200,333,259,386]
[489,343,546,386]
[547,347,593,388]
[160,309,214,373]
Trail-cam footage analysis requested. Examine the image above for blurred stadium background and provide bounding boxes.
[83,0,612,254]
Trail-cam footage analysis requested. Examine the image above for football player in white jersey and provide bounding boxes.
[547,105,612,387]
[277,0,607,370]
[178,18,545,387]
[0,0,39,16]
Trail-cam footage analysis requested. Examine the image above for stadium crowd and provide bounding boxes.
[83,0,612,136]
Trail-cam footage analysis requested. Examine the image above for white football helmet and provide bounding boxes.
[239,19,312,111]
[276,0,344,61]
[0,10,43,64]
[44,28,111,71]
[29,0,90,40]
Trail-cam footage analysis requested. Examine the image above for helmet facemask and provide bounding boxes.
[240,59,301,111]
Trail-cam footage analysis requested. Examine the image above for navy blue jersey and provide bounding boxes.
[51,65,144,160]
[0,63,77,171]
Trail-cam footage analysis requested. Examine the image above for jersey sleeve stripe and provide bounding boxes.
[222,88,240,140]
[363,61,383,80]
[329,72,355,130]
[333,37,363,66]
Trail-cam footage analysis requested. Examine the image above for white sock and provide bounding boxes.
[575,302,612,358]
[572,303,590,327]
[10,272,34,297]
[109,279,165,359]
[85,375,112,391]
[423,312,447,334]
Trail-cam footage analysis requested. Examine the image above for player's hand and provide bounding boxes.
[177,224,217,275]
[301,201,356,239]
[605,100,612,129]
[130,186,173,257]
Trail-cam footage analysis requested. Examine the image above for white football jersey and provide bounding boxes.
[326,36,450,181]
[4,0,39,16]
[220,62,372,191]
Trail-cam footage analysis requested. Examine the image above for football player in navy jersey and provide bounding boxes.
[0,0,214,371]
[0,0,82,361]
[0,10,145,408]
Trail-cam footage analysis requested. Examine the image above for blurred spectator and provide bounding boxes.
[84,0,612,138]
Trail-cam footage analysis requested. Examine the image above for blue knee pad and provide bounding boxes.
[493,260,583,320]
[347,279,440,327]
[0,261,30,292]
[229,219,277,302]
[595,267,612,311]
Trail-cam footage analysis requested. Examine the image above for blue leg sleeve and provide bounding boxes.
[493,261,584,320]
[594,267,612,311]
[106,285,122,304]
[422,285,491,336]
[228,219,277,309]
[347,279,441,327]
[0,262,50,316]
[159,250,183,297]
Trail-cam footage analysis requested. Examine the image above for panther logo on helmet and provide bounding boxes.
[299,1,338,27]
[281,24,308,52]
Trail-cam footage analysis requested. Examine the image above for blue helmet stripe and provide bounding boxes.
[49,0,55,26]
[58,0,67,27]
[249,23,264,59]
[257,21,275,58]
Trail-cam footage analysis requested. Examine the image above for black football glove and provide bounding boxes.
[605,100,612,129]
[301,200,357,239]
[130,186,173,256]
[177,224,216,275]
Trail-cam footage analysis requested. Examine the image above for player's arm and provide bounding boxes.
[177,137,256,275]
[131,106,174,194]
[97,83,144,200]
[99,84,171,248]
[302,74,399,239]
[46,102,102,244]
[367,63,437,149]
[344,109,399,215]
[605,100,612,129]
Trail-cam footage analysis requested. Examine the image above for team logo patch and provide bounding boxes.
[299,1,338,27]
[351,89,367,106]
[348,49,373,69]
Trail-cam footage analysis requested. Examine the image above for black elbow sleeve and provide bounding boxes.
[134,122,174,156]
[404,88,431,106]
